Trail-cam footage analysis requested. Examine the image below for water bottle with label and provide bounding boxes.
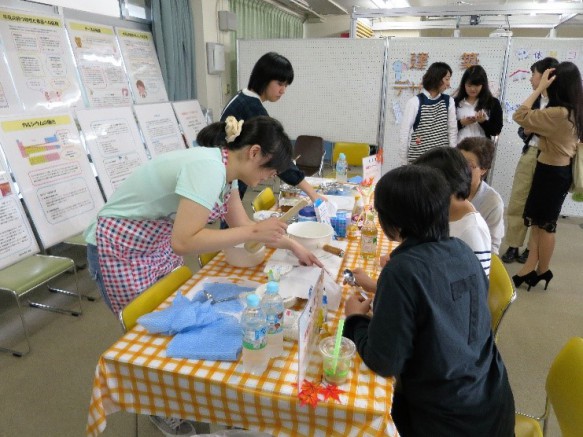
[261,281,284,358]
[336,152,348,183]
[241,294,268,374]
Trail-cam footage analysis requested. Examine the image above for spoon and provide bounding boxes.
[203,290,240,305]
[343,269,358,286]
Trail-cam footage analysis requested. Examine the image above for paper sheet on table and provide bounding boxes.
[326,195,355,214]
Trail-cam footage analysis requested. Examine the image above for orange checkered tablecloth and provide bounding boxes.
[86,232,398,437]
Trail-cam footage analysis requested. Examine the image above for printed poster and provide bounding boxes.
[0,9,82,110]
[76,106,148,198]
[134,102,186,158]
[0,53,22,114]
[67,20,131,107]
[0,113,104,247]
[116,27,168,103]
[172,100,207,147]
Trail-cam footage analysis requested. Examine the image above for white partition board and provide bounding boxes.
[381,37,508,173]
[172,99,207,147]
[0,161,39,269]
[76,106,148,199]
[492,38,583,217]
[134,102,186,158]
[0,112,104,247]
[237,38,386,144]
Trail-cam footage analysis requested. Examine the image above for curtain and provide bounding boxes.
[228,0,303,95]
[151,0,196,101]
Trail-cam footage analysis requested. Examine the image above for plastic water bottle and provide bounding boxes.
[261,281,284,358]
[336,152,348,183]
[241,294,268,374]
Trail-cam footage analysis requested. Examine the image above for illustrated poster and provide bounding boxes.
[67,20,131,107]
[0,9,82,111]
[76,106,148,198]
[0,113,104,247]
[0,51,22,114]
[116,27,168,103]
[134,102,186,158]
[172,99,207,147]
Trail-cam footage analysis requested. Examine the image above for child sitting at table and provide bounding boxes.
[344,165,515,436]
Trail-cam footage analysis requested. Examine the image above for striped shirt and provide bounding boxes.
[450,211,492,277]
[407,93,450,163]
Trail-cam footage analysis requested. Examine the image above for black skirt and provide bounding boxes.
[523,162,572,232]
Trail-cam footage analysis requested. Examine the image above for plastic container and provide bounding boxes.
[360,211,378,259]
[297,205,317,222]
[240,294,268,375]
[261,281,284,358]
[319,336,356,385]
[336,153,348,183]
[330,211,348,238]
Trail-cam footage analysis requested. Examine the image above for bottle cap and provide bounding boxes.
[339,153,346,159]
[246,293,260,307]
[266,281,279,294]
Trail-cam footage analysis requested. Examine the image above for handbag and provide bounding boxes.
[570,142,583,197]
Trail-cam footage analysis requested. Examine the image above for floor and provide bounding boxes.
[1,182,582,436]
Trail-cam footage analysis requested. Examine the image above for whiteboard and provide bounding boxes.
[381,37,508,174]
[237,38,386,144]
[491,38,583,217]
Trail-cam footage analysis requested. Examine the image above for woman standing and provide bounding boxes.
[454,65,503,143]
[85,116,321,315]
[221,52,324,203]
[399,62,457,165]
[512,62,583,290]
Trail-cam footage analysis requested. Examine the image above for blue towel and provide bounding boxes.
[348,175,363,184]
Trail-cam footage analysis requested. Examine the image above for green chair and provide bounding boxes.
[0,254,81,357]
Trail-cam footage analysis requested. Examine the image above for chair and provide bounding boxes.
[488,254,517,338]
[119,265,193,332]
[0,254,81,357]
[294,135,325,177]
[515,337,583,437]
[332,142,370,166]
[198,251,219,268]
[252,187,276,212]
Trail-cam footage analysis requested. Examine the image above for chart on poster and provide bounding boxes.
[134,102,185,158]
[172,99,207,147]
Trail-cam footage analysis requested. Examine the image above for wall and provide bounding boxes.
[304,15,349,38]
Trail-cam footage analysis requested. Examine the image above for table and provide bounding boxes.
[86,231,398,437]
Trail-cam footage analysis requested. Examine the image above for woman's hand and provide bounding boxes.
[287,238,323,267]
[475,110,488,123]
[250,217,287,245]
[460,115,476,126]
[351,267,377,294]
[345,293,372,317]
[537,68,557,92]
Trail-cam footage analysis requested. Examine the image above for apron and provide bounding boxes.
[96,148,233,315]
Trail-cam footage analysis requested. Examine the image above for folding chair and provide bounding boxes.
[332,142,370,166]
[252,187,277,212]
[488,254,517,339]
[294,135,325,177]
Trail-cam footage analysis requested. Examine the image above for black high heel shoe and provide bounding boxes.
[530,270,554,290]
[512,271,538,291]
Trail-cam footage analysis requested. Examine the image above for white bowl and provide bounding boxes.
[287,221,334,250]
[223,244,266,267]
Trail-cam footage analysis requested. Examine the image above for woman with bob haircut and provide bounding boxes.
[512,61,583,290]
[454,65,503,143]
[344,165,515,437]
[221,52,324,204]
[399,62,457,165]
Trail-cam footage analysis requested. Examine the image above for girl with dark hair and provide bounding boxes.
[399,62,457,165]
[512,61,583,290]
[344,165,515,437]
[221,52,324,204]
[85,116,321,316]
[454,65,503,142]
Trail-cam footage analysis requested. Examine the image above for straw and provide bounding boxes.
[331,318,345,374]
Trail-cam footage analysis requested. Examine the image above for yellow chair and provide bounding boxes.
[198,251,219,268]
[252,187,276,212]
[515,337,583,437]
[119,265,193,332]
[332,142,370,166]
[488,254,517,338]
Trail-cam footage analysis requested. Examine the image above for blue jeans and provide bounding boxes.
[87,243,114,313]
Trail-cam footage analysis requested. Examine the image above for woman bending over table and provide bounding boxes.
[85,116,321,315]
[512,62,583,290]
[344,165,515,437]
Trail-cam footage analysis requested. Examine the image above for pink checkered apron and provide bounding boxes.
[96,149,232,315]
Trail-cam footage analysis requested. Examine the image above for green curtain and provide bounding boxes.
[151,0,196,101]
[228,0,303,96]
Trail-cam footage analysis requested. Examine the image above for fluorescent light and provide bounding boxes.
[392,0,410,7]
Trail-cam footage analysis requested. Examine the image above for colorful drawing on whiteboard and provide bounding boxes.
[532,50,544,61]
[392,60,407,81]
[393,80,423,97]
[508,69,530,82]
[516,48,529,61]
[504,101,520,123]
[409,52,429,70]
[460,52,479,70]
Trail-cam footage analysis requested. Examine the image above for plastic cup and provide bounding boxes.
[319,336,356,385]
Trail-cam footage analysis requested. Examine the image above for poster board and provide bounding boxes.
[491,37,583,217]
[0,8,82,111]
[0,112,104,247]
[116,27,168,104]
[381,37,508,173]
[0,159,39,270]
[172,99,207,147]
[66,20,131,107]
[134,102,186,158]
[0,52,22,115]
[237,38,386,144]
[76,106,148,198]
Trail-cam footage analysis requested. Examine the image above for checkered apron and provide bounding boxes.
[96,148,233,315]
